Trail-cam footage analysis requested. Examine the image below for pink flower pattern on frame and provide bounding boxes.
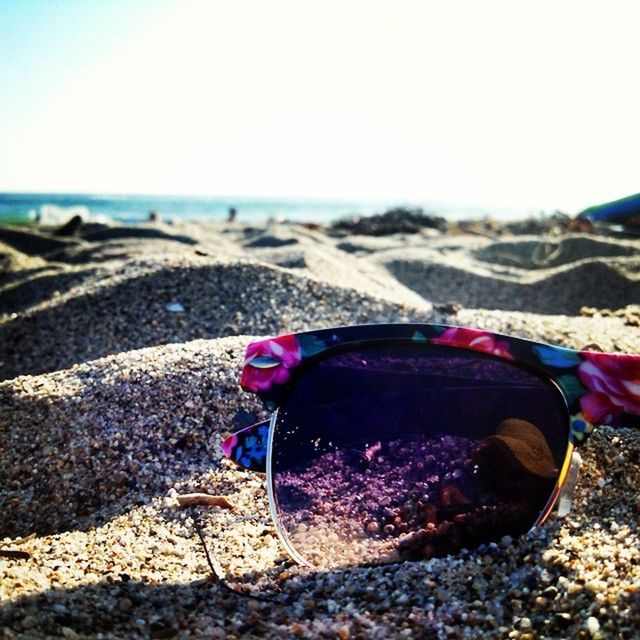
[578,352,640,423]
[432,327,513,360]
[241,335,302,392]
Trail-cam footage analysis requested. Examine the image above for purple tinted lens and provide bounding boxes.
[270,344,570,568]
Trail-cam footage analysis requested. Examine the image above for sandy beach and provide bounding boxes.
[1,218,639,639]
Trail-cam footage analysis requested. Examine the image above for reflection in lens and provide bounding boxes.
[270,344,570,568]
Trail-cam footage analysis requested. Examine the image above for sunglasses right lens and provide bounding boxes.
[269,343,570,568]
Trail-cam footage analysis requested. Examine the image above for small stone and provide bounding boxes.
[118,597,133,613]
[539,569,553,583]
[302,598,315,610]
[21,615,37,629]
[519,617,532,630]
[587,616,600,636]
[165,302,185,313]
[336,625,351,640]
[366,521,380,534]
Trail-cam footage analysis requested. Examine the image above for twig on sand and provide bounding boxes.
[174,493,234,509]
[0,549,31,560]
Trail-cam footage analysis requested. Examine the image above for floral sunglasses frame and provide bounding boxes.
[221,323,640,564]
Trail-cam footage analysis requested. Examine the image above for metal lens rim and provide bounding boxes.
[266,408,316,568]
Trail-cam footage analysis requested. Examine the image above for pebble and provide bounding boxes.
[118,597,133,613]
[21,615,37,629]
[336,625,351,640]
[587,616,601,636]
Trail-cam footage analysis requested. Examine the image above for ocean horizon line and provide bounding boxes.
[0,191,559,226]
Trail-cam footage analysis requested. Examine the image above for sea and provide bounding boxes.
[0,192,526,226]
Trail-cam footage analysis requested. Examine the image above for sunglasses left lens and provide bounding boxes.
[268,343,570,568]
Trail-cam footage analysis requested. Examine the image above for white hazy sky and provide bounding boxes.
[1,0,639,213]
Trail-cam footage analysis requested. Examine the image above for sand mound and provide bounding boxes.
[455,308,640,353]
[0,226,82,256]
[375,245,639,314]
[80,225,198,246]
[0,259,429,381]
[0,337,255,538]
[336,234,430,254]
[246,241,429,309]
[1,265,102,316]
[475,235,638,269]
[244,234,299,249]
[0,241,49,281]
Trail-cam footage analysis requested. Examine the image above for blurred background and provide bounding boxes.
[1,0,639,225]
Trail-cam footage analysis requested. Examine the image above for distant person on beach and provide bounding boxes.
[148,210,160,222]
[227,207,237,223]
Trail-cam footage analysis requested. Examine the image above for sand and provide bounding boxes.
[0,219,639,639]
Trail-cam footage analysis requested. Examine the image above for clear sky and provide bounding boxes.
[1,0,638,213]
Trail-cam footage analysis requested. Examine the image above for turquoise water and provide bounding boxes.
[0,192,519,226]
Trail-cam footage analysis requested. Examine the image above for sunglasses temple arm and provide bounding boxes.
[193,515,277,603]
[220,419,270,473]
[574,350,640,428]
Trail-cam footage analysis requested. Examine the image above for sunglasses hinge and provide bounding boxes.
[556,450,583,518]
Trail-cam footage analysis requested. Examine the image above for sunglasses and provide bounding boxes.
[221,323,639,570]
